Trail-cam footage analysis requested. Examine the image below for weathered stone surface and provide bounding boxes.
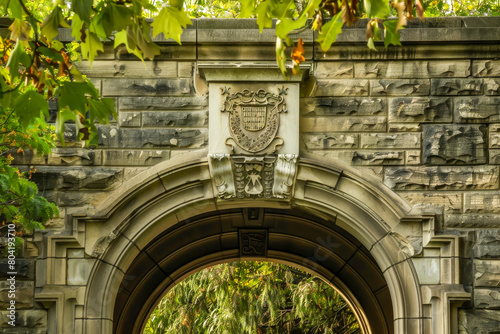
[474,230,500,258]
[445,214,500,228]
[102,78,192,96]
[47,148,102,166]
[314,79,369,96]
[301,97,386,116]
[0,310,46,329]
[119,96,208,110]
[0,281,33,309]
[77,60,178,78]
[431,78,483,95]
[103,150,170,166]
[475,260,500,287]
[384,166,499,190]
[118,111,142,127]
[301,116,386,132]
[490,150,500,165]
[465,193,500,214]
[316,62,354,78]
[389,97,452,123]
[178,62,194,77]
[308,150,354,165]
[301,134,358,150]
[423,125,487,164]
[454,97,500,123]
[485,78,500,95]
[389,123,422,132]
[98,127,208,148]
[401,193,462,213]
[459,309,500,334]
[10,149,47,165]
[371,79,430,96]
[352,151,404,165]
[491,133,500,148]
[360,133,420,149]
[142,110,208,127]
[472,60,500,77]
[31,166,123,190]
[56,191,108,206]
[475,288,500,309]
[406,150,421,165]
[355,60,470,78]
[0,260,34,280]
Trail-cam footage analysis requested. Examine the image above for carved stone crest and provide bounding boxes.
[239,229,268,256]
[221,88,287,153]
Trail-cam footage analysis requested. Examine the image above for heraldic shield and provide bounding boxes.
[221,88,287,153]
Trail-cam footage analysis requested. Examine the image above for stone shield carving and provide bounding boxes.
[221,88,287,153]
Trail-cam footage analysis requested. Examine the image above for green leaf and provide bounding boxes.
[152,6,192,45]
[9,18,31,40]
[6,39,31,82]
[58,81,95,115]
[275,37,287,78]
[102,3,134,37]
[317,8,345,52]
[364,0,391,18]
[239,0,256,18]
[80,31,104,64]
[55,107,76,144]
[38,46,64,63]
[71,0,92,23]
[383,20,402,47]
[7,0,23,19]
[88,97,115,124]
[41,6,69,42]
[14,90,49,128]
[367,37,377,50]
[255,1,273,33]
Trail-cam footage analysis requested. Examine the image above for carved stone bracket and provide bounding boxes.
[208,154,298,200]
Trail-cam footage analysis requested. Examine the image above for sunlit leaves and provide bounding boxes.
[275,37,287,76]
[115,22,161,61]
[291,37,305,74]
[71,0,92,23]
[14,90,49,128]
[239,0,256,17]
[364,0,391,18]
[41,6,69,42]
[317,8,345,51]
[6,39,31,81]
[384,20,402,47]
[80,32,104,64]
[102,2,135,37]
[152,6,192,44]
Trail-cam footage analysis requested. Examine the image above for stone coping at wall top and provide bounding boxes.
[1,16,499,44]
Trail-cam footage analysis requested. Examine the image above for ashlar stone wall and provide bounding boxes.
[1,17,500,333]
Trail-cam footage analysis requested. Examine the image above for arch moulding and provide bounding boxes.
[35,149,470,334]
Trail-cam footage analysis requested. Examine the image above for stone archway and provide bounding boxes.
[78,150,431,334]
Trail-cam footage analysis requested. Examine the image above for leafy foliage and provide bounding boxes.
[144,261,360,334]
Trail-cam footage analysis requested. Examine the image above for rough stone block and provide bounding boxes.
[485,78,500,95]
[423,125,487,164]
[98,127,208,149]
[142,110,208,127]
[308,150,354,165]
[10,149,47,165]
[384,166,499,190]
[47,148,102,166]
[118,111,142,127]
[31,166,123,191]
[355,60,470,78]
[475,288,500,309]
[102,78,193,96]
[56,191,108,207]
[371,79,430,96]
[67,258,95,285]
[301,134,358,150]
[405,150,421,165]
[178,62,194,78]
[465,193,500,214]
[389,97,452,123]
[0,310,46,329]
[119,96,208,111]
[352,151,404,165]
[0,260,34,280]
[315,79,369,96]
[490,150,500,164]
[0,281,34,309]
[103,150,170,166]
[401,193,462,213]
[445,214,500,228]
[454,97,500,123]
[475,260,500,287]
[474,230,500,258]
[389,123,422,132]
[77,60,178,78]
[459,309,500,334]
[301,116,386,132]
[301,97,386,116]
[472,60,500,77]
[316,62,354,78]
[491,133,500,148]
[431,78,483,95]
[360,133,420,149]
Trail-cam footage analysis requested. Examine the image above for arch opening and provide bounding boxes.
[112,208,393,334]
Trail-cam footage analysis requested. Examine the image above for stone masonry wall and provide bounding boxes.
[1,17,500,333]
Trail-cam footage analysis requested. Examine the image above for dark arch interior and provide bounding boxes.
[113,208,393,334]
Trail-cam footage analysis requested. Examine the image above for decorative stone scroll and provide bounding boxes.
[221,87,287,153]
[208,154,298,200]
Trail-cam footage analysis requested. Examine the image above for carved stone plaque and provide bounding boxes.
[239,229,268,257]
[221,88,287,153]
